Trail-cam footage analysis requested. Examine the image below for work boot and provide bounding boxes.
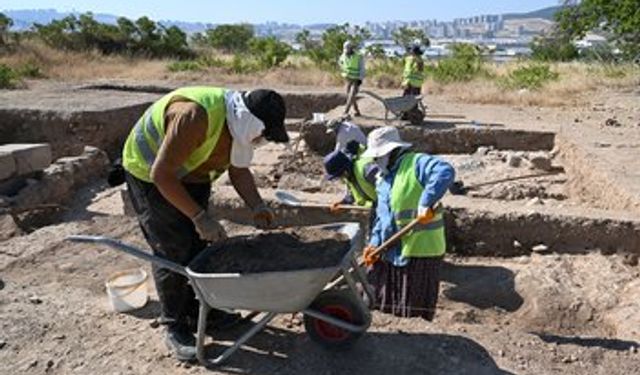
[165,324,196,362]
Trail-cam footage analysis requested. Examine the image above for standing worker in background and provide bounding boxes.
[339,40,365,117]
[402,39,425,97]
[122,86,289,362]
[361,126,455,321]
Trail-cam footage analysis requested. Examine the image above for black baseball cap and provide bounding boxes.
[242,89,289,143]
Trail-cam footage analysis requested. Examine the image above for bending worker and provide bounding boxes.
[122,86,288,361]
[339,40,365,117]
[361,126,455,321]
[323,142,378,211]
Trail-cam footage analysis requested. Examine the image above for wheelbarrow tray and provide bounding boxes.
[361,90,425,122]
[186,223,360,313]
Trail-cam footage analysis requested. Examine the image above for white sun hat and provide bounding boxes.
[361,126,412,158]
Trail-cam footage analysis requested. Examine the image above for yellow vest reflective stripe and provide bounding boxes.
[122,87,227,182]
[341,53,362,80]
[390,152,446,258]
[402,55,424,88]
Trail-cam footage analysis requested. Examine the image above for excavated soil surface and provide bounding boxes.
[190,228,349,274]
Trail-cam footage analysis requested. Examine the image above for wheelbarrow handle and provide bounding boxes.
[66,235,188,277]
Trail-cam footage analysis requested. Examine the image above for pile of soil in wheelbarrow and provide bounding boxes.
[190,227,351,274]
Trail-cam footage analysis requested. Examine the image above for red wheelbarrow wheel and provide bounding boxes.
[303,289,369,350]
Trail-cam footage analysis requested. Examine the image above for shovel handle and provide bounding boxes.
[360,208,435,266]
[287,202,370,212]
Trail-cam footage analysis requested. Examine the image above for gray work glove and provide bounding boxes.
[252,203,276,230]
[192,210,228,242]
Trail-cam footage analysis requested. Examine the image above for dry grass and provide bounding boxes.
[425,62,640,107]
[2,42,638,107]
[0,40,168,81]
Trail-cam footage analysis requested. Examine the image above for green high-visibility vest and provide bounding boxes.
[344,154,377,207]
[390,152,446,258]
[340,53,362,81]
[402,55,424,89]
[122,87,227,182]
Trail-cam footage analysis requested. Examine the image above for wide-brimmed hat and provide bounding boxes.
[361,126,412,158]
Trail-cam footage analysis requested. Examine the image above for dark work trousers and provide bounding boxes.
[402,86,422,120]
[125,172,211,328]
[402,86,421,96]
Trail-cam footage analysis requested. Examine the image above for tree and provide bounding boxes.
[392,26,430,51]
[205,24,254,53]
[296,23,371,68]
[0,12,13,46]
[555,0,640,60]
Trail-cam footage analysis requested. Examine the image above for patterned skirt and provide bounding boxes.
[367,256,444,321]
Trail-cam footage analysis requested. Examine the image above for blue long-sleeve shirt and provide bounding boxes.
[369,152,455,266]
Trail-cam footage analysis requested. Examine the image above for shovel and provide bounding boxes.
[361,208,435,266]
[275,191,370,212]
[325,208,436,292]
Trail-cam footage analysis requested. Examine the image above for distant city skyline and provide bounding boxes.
[1,0,560,24]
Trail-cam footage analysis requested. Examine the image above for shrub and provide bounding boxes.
[531,36,579,62]
[429,43,486,83]
[248,36,291,69]
[167,60,203,72]
[0,63,19,88]
[16,62,44,78]
[499,64,559,90]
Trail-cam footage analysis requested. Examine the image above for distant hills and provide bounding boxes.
[2,6,563,34]
[503,6,561,21]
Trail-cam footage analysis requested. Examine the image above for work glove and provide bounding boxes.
[192,210,227,243]
[417,206,435,224]
[329,201,343,214]
[253,203,276,229]
[362,244,380,267]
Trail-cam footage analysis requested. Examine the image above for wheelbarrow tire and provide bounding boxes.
[304,289,369,350]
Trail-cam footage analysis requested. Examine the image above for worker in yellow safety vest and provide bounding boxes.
[402,40,425,96]
[361,126,455,322]
[339,40,365,116]
[121,87,289,362]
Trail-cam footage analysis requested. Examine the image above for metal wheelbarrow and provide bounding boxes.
[67,223,372,367]
[361,90,426,124]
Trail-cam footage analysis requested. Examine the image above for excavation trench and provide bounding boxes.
[1,88,640,351]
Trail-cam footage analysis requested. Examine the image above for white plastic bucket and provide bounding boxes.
[105,268,149,313]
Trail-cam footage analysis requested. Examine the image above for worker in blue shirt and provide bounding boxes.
[361,126,455,321]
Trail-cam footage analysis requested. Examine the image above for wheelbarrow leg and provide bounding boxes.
[195,301,211,366]
[196,303,277,367]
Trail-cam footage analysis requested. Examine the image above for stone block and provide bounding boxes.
[0,151,16,180]
[0,144,52,176]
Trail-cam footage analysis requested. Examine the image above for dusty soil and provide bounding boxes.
[1,211,639,375]
[0,81,639,374]
[190,228,349,274]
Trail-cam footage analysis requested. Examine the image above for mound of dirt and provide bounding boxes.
[190,227,350,274]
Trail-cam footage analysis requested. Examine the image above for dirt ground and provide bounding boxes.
[1,82,639,374]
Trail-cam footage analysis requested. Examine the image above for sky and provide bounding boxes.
[1,0,561,24]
